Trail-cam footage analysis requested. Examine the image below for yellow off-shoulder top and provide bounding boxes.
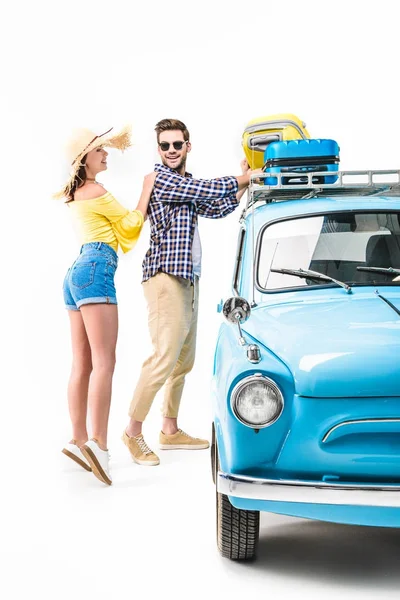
[68,192,144,253]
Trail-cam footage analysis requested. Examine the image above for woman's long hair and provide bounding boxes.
[65,155,87,203]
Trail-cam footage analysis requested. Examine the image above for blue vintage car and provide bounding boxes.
[211,169,400,560]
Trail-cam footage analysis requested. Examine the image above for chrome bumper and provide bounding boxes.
[217,472,400,508]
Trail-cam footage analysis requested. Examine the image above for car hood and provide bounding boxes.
[243,291,400,397]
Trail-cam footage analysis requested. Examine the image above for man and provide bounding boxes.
[122,118,255,465]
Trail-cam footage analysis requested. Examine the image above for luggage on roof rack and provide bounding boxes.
[242,113,310,169]
[264,139,340,185]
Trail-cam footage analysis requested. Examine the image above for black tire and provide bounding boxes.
[215,442,260,560]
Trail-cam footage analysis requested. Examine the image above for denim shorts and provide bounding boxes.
[63,242,118,311]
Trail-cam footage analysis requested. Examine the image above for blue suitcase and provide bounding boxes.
[263,139,340,185]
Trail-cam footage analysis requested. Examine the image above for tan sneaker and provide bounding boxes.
[159,429,210,450]
[121,430,160,466]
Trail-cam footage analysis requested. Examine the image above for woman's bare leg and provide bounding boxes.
[67,310,92,446]
[80,304,118,450]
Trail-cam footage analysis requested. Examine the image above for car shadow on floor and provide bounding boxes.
[252,517,400,588]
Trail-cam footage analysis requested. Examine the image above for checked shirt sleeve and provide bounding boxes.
[196,186,239,219]
[154,169,238,204]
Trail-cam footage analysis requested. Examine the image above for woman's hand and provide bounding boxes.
[143,171,157,191]
[136,171,157,218]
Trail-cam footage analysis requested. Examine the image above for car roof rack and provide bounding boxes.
[244,169,400,215]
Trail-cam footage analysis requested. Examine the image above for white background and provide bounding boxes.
[2,1,400,598]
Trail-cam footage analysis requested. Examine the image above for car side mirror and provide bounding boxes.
[222,297,251,324]
[222,297,251,346]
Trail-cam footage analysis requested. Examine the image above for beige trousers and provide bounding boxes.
[129,272,199,421]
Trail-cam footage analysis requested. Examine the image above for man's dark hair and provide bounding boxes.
[155,119,190,143]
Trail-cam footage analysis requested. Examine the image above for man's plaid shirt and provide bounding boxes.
[142,164,239,283]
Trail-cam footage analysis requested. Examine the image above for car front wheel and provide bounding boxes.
[215,440,260,560]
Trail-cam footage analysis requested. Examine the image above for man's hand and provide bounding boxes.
[240,158,251,175]
[250,168,263,184]
[236,159,253,199]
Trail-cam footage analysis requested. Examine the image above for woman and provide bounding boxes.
[54,126,154,486]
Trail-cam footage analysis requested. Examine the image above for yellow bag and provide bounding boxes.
[242,113,310,169]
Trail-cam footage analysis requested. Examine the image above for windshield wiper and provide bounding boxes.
[357,266,400,277]
[270,267,353,293]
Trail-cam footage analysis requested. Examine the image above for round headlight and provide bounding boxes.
[231,374,284,428]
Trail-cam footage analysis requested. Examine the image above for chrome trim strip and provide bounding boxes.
[217,472,400,507]
[375,291,400,317]
[322,418,400,443]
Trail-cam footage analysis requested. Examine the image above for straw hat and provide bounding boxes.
[54,125,132,199]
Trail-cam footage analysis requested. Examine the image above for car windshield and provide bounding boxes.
[257,211,400,291]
